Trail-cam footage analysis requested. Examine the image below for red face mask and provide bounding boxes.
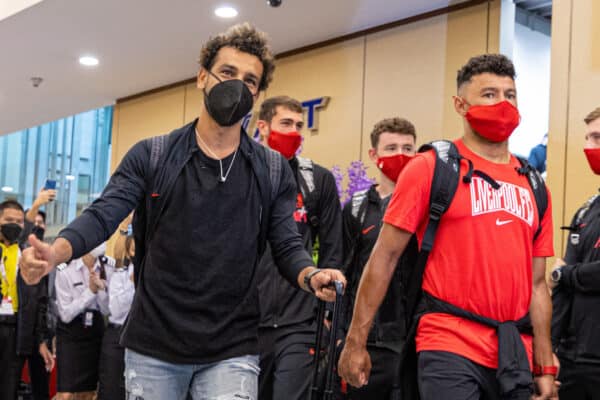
[584,148,600,175]
[376,154,414,183]
[465,100,521,142]
[268,130,302,159]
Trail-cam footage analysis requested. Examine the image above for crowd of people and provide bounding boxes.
[1,22,599,400]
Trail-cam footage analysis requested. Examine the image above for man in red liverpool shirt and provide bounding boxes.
[339,54,557,399]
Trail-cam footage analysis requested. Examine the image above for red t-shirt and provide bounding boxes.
[383,139,553,369]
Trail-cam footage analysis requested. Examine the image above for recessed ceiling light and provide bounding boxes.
[215,6,238,18]
[79,56,99,67]
[1,186,14,193]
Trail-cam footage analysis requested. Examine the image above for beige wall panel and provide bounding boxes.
[111,86,185,172]
[562,0,600,235]
[547,0,572,256]
[184,82,202,124]
[549,0,600,259]
[263,37,365,171]
[441,3,497,143]
[362,15,448,168]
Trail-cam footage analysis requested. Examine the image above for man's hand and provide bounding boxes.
[89,272,105,293]
[338,338,371,388]
[532,374,558,399]
[302,268,346,302]
[34,189,57,206]
[39,341,55,372]
[20,235,58,285]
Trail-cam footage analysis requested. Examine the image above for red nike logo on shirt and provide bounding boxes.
[362,225,376,235]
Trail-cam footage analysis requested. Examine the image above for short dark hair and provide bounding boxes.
[370,118,416,148]
[0,200,24,215]
[258,96,303,123]
[199,23,275,91]
[584,107,600,125]
[456,54,516,89]
[37,210,46,223]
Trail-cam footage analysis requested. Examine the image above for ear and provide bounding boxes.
[256,120,269,142]
[368,148,378,164]
[453,95,468,117]
[197,68,208,90]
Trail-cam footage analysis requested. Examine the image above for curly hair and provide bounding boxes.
[199,23,275,91]
[370,117,416,148]
[456,54,516,89]
[584,107,600,125]
[258,96,303,123]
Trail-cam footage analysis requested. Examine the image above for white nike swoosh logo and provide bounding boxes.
[496,218,513,226]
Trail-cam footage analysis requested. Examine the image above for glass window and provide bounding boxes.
[0,106,113,239]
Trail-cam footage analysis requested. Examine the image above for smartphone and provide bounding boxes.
[44,179,56,190]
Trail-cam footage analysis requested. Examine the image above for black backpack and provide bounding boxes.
[399,140,548,400]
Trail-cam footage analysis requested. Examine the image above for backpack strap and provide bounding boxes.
[264,147,282,204]
[257,147,283,257]
[515,156,548,240]
[297,156,321,229]
[297,156,316,197]
[350,188,370,224]
[404,140,462,321]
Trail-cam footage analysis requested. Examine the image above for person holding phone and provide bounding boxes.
[25,184,57,241]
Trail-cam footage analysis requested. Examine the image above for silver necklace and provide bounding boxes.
[196,129,238,183]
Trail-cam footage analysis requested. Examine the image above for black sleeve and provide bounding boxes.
[58,139,150,259]
[34,276,50,346]
[341,200,359,274]
[315,168,343,270]
[268,159,314,287]
[561,261,600,294]
[563,211,581,265]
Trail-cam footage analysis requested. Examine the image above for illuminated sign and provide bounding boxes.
[246,97,331,140]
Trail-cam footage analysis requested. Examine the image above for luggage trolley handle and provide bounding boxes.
[309,280,345,400]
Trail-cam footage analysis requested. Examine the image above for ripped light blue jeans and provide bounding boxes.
[124,348,259,400]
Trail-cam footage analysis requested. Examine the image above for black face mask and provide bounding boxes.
[32,225,45,241]
[203,71,254,127]
[1,223,23,244]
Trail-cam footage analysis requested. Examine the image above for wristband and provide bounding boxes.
[303,268,322,293]
[532,365,558,377]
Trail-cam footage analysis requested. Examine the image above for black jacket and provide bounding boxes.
[552,190,600,363]
[258,157,343,331]
[341,185,418,351]
[58,120,313,364]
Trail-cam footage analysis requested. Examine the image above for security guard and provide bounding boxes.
[552,106,600,399]
[0,200,26,399]
[341,118,418,399]
[98,229,135,400]
[55,242,114,400]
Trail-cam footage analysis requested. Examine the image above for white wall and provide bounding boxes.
[509,22,551,158]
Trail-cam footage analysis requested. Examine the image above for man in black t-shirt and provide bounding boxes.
[20,24,345,400]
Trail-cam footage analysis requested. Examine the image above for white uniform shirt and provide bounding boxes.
[55,256,115,323]
[107,265,135,325]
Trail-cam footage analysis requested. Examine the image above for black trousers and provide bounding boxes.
[418,351,531,400]
[557,357,600,400]
[98,324,126,400]
[26,347,50,400]
[346,346,401,400]
[0,321,25,400]
[258,327,315,400]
